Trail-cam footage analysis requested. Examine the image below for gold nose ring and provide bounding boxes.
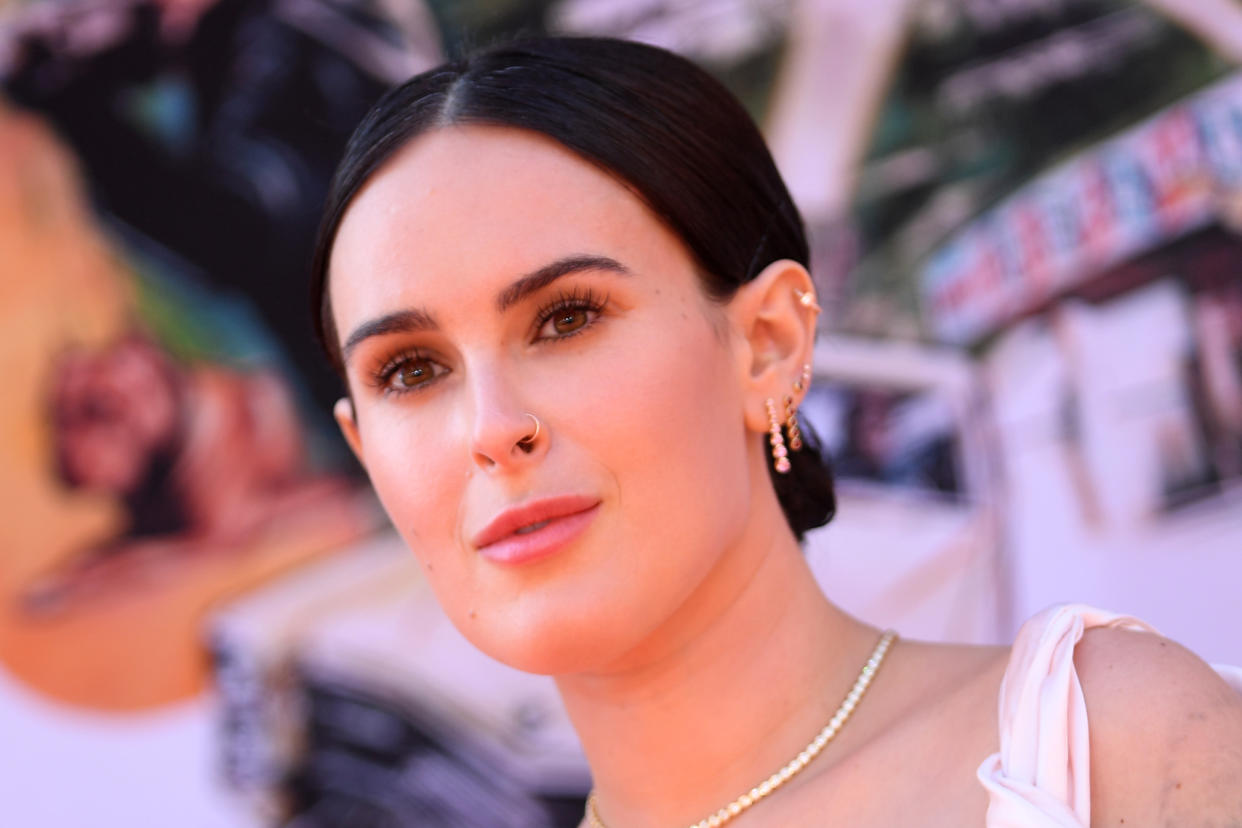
[518,413,541,447]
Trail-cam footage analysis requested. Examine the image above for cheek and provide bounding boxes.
[358,410,464,561]
[589,315,747,521]
[565,311,752,588]
[537,317,751,668]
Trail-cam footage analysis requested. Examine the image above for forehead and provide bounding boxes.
[328,125,686,323]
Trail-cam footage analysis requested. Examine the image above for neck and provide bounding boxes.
[556,489,874,828]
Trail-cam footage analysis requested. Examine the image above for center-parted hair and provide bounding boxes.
[310,35,835,539]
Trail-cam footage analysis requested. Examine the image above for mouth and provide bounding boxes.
[472,495,601,566]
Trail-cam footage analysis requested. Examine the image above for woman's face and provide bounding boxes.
[53,339,179,493]
[329,125,757,675]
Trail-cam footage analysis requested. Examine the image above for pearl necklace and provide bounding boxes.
[584,629,898,828]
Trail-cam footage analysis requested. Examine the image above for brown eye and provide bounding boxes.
[553,309,589,335]
[533,290,607,342]
[537,303,600,340]
[372,351,447,396]
[396,357,435,388]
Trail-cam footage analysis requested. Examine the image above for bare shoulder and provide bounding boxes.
[1073,625,1242,825]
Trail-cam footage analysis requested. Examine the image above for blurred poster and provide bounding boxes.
[1,0,439,414]
[0,0,446,715]
[0,101,379,712]
[840,0,1226,339]
[921,74,1242,345]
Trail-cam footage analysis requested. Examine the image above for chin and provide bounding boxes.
[453,596,640,677]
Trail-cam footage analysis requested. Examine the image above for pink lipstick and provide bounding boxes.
[471,495,601,565]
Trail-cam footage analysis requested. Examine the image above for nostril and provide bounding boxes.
[517,438,536,454]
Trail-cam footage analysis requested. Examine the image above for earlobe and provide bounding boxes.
[333,397,366,468]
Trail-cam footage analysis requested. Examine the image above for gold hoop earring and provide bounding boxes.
[766,398,791,474]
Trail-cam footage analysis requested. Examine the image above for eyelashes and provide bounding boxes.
[368,347,442,395]
[530,285,608,341]
[365,285,610,397]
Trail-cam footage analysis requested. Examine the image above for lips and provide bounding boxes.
[471,494,601,565]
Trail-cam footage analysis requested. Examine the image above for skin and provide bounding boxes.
[326,124,1242,826]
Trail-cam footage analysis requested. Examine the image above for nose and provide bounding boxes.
[467,365,544,471]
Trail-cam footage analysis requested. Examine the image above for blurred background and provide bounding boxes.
[1,0,1240,825]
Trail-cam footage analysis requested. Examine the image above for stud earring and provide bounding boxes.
[792,363,812,393]
[784,395,803,452]
[766,397,791,474]
[794,289,821,313]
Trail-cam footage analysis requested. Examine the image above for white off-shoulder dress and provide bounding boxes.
[976,604,1242,827]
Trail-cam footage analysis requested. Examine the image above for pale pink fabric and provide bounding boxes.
[977,604,1242,827]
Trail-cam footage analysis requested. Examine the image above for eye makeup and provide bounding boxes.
[360,284,614,398]
[530,285,609,342]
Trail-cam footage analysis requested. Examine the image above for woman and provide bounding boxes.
[310,36,1242,827]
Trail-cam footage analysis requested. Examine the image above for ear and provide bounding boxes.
[333,397,366,468]
[725,259,819,434]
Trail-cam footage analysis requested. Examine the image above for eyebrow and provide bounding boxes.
[340,254,630,365]
[341,307,438,365]
[495,254,629,313]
